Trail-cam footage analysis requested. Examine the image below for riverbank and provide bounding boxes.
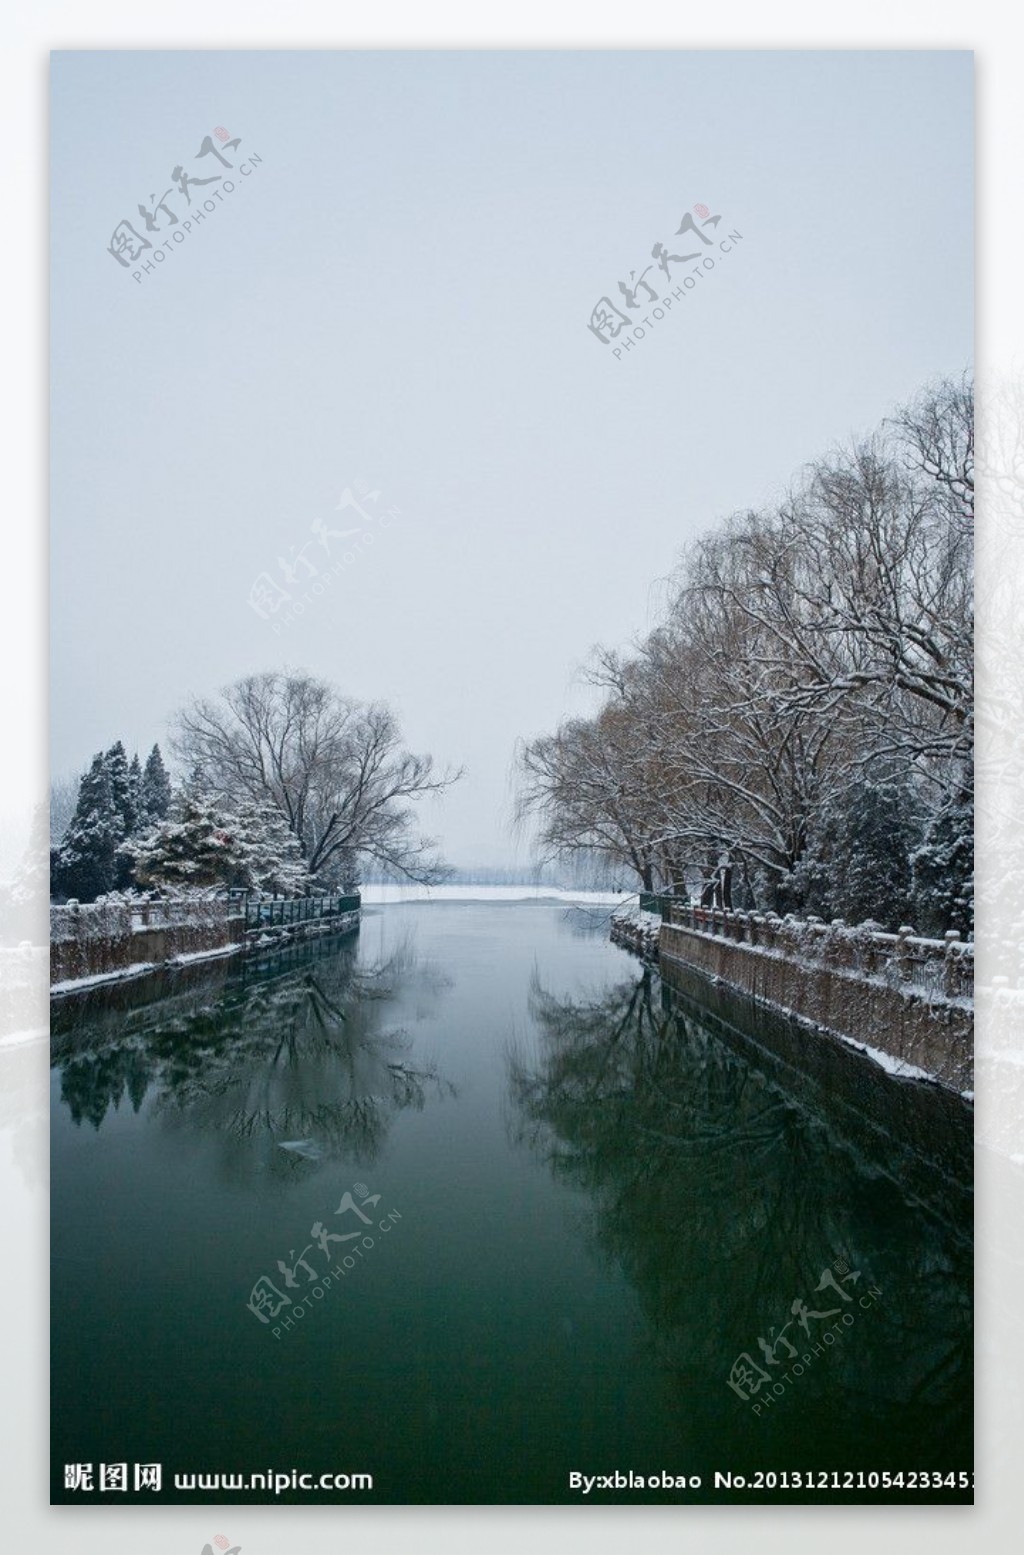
[611,903,973,1093]
[50,894,361,995]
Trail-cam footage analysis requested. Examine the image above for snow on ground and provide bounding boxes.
[360,884,633,907]
[612,906,664,928]
[51,961,160,994]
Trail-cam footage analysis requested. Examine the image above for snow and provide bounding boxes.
[613,906,664,928]
[168,945,243,966]
[833,1034,937,1083]
[361,884,632,906]
[50,960,159,994]
[51,940,242,992]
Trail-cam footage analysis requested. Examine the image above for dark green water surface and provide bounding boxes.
[50,902,972,1504]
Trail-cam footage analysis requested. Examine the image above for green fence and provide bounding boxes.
[638,893,680,921]
[244,893,361,931]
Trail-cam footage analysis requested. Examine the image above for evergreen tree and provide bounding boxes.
[128,754,143,829]
[911,780,974,938]
[53,753,121,901]
[125,795,246,891]
[227,796,310,895]
[140,744,172,825]
[105,740,135,837]
[107,744,146,889]
[794,775,924,929]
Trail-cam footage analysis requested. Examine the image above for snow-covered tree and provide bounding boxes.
[53,753,121,901]
[140,744,172,825]
[793,774,924,928]
[911,779,974,938]
[125,793,312,895]
[225,796,311,895]
[125,795,246,892]
[128,753,143,827]
[173,671,457,884]
[517,373,973,933]
[105,741,137,836]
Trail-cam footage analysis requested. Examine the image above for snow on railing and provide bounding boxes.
[664,903,973,1003]
[50,895,235,941]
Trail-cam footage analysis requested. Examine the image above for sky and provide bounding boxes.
[50,49,973,869]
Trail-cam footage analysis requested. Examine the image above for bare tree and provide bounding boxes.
[515,375,973,929]
[173,671,459,885]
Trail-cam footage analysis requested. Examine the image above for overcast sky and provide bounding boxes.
[50,49,972,868]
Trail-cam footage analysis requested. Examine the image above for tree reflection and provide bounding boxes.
[508,967,973,1468]
[52,931,453,1168]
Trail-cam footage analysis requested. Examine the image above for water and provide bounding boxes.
[50,902,973,1504]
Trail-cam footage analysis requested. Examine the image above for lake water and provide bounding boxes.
[50,901,973,1504]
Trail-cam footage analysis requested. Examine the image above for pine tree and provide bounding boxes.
[126,795,246,892]
[911,781,974,938]
[107,745,147,889]
[105,741,136,836]
[53,753,121,901]
[794,774,924,928]
[228,796,310,895]
[140,744,172,825]
[128,754,143,829]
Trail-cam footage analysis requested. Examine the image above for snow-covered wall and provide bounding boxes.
[50,898,242,987]
[660,909,973,1091]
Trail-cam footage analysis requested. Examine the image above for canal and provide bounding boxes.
[50,900,973,1504]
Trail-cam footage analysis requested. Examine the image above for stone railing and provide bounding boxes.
[659,905,973,1092]
[665,904,973,1001]
[50,897,243,988]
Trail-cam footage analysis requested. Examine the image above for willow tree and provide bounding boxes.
[173,671,458,885]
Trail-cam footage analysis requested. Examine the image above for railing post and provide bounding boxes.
[943,930,962,999]
[896,925,916,984]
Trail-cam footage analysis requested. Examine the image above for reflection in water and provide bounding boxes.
[508,965,973,1473]
[51,930,454,1170]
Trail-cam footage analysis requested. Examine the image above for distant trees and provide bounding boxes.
[173,671,458,887]
[518,374,973,934]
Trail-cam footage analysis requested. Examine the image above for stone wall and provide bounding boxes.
[659,909,973,1092]
[51,900,243,987]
